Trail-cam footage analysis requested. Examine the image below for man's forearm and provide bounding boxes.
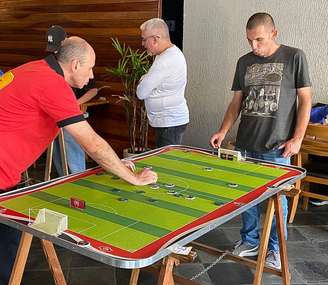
[293,88,312,140]
[65,121,139,185]
[218,104,239,134]
[217,92,243,134]
[85,135,138,185]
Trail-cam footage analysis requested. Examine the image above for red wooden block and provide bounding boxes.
[70,197,86,210]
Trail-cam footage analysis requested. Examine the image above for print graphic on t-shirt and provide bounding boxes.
[242,63,284,118]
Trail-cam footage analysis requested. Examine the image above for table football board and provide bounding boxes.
[0,146,303,265]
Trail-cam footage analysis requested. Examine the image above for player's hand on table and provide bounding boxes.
[122,160,136,172]
[210,132,225,148]
[134,168,158,186]
[279,137,302,158]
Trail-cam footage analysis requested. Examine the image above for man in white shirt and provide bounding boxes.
[137,18,189,148]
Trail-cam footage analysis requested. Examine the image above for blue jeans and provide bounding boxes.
[0,223,21,285]
[239,149,290,252]
[53,129,86,176]
[154,124,188,148]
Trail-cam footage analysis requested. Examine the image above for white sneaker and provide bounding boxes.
[232,240,259,257]
[309,200,328,206]
[265,250,281,270]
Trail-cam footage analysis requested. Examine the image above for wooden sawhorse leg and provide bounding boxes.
[129,269,140,285]
[9,232,67,285]
[44,129,69,181]
[129,256,180,285]
[157,255,180,285]
[9,232,33,285]
[287,184,301,224]
[274,194,290,284]
[130,193,290,285]
[129,251,197,285]
[253,193,290,285]
[191,193,290,285]
[41,239,67,285]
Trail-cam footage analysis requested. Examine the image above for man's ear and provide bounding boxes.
[71,59,79,72]
[272,28,278,39]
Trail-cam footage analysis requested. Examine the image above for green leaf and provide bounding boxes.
[105,37,152,151]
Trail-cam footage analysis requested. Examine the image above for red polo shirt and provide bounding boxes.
[0,57,84,190]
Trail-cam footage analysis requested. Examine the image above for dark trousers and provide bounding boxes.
[0,223,21,285]
[154,124,188,148]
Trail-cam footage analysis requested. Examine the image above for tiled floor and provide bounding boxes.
[20,200,328,285]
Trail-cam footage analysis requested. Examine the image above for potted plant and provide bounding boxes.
[106,38,152,156]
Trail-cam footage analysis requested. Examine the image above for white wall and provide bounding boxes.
[183,0,328,148]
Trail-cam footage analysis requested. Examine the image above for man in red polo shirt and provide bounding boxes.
[0,36,157,284]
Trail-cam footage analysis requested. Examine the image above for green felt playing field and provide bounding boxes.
[0,148,289,253]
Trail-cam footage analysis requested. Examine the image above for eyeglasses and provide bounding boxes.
[141,35,160,43]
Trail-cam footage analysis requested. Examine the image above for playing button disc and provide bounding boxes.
[148,198,158,203]
[186,195,195,200]
[165,183,175,188]
[77,240,90,247]
[118,197,128,202]
[150,183,160,190]
[228,183,239,188]
[203,167,213,171]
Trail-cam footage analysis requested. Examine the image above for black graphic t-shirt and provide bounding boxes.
[232,45,311,152]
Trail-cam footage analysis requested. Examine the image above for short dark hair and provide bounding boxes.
[246,12,275,30]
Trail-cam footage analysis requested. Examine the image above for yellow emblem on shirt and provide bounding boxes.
[0,71,14,90]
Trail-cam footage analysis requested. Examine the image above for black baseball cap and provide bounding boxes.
[46,25,67,52]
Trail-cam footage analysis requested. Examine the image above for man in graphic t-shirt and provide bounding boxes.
[210,12,312,269]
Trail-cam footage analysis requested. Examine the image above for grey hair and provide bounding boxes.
[56,37,89,65]
[140,18,170,39]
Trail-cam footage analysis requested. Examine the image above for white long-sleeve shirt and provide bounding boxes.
[136,45,189,128]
